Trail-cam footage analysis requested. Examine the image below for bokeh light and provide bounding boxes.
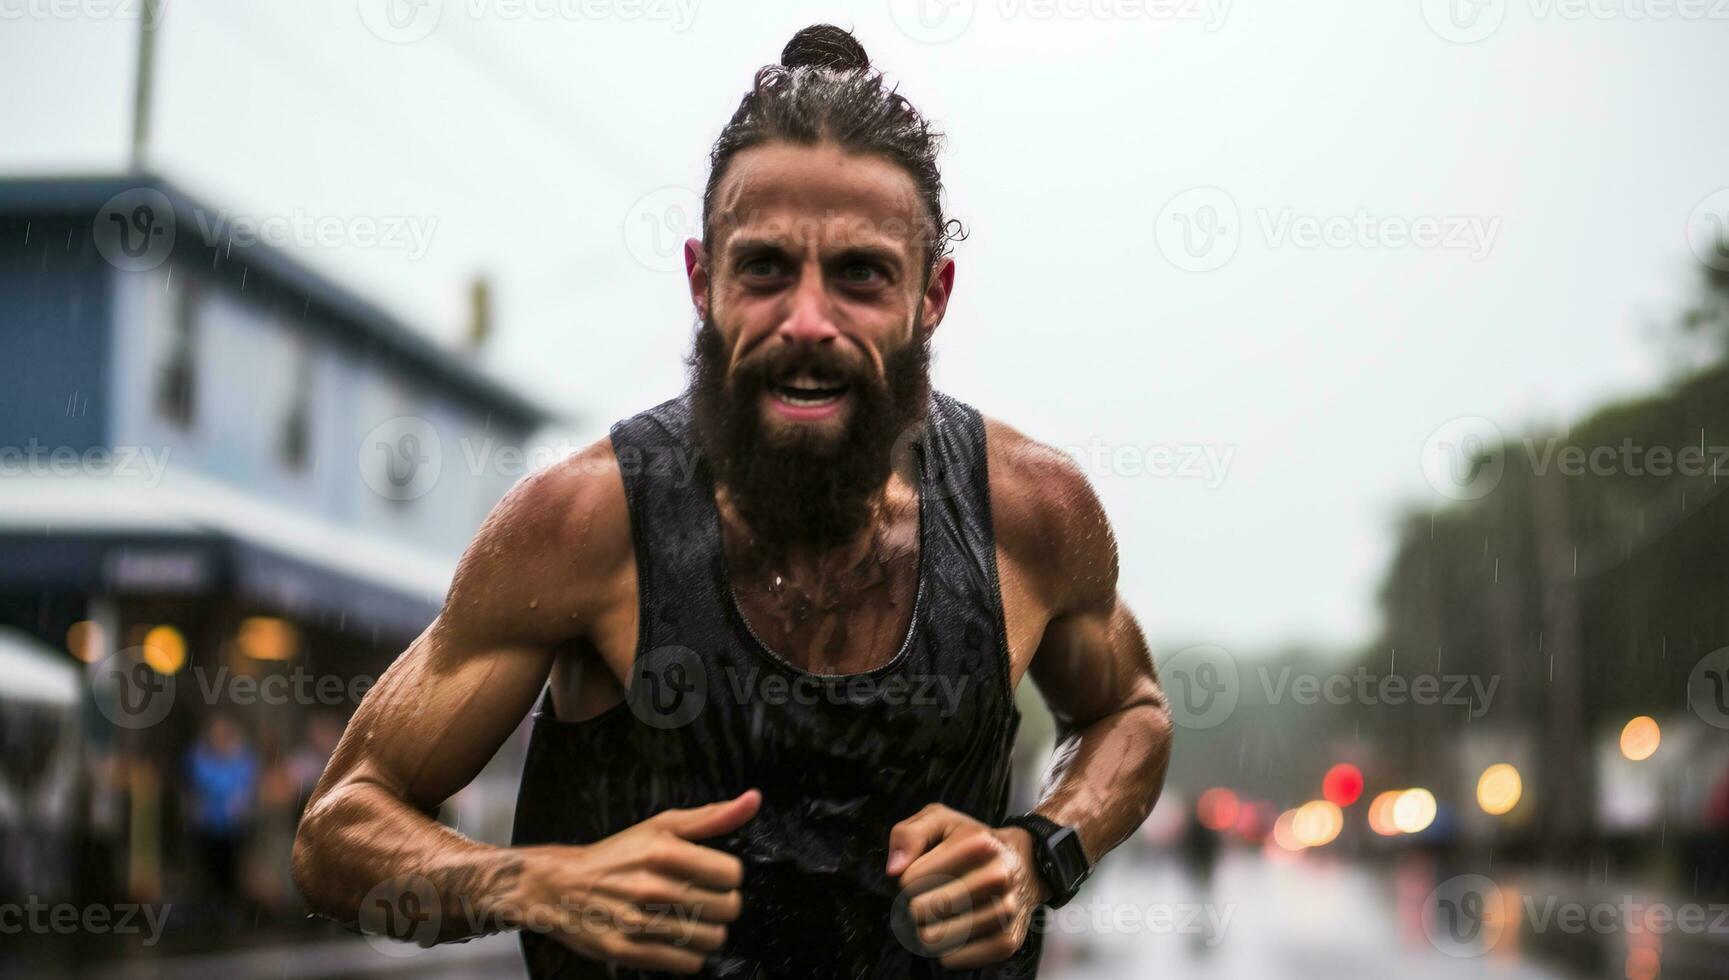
[1196,787,1241,832]
[1322,763,1364,807]
[1293,800,1344,848]
[1476,763,1523,816]
[1367,791,1403,836]
[1392,788,1436,834]
[1620,716,1661,762]
[141,624,187,675]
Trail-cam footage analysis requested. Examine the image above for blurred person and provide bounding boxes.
[1177,809,1221,953]
[184,713,259,917]
[287,712,344,809]
[294,24,1172,979]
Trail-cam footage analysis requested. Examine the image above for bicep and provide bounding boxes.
[328,618,557,811]
[315,449,630,812]
[1029,594,1163,732]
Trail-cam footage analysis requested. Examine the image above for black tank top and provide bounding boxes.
[511,391,1040,979]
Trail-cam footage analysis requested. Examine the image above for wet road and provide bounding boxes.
[74,853,1589,979]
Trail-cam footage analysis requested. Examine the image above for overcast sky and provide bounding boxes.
[5,0,1728,656]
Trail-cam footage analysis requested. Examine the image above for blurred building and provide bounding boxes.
[1365,309,1729,866]
[0,175,552,908]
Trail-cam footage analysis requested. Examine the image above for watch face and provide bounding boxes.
[1047,826,1090,892]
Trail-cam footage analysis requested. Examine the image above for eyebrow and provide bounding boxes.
[726,237,906,270]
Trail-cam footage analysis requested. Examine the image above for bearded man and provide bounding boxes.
[294,24,1173,979]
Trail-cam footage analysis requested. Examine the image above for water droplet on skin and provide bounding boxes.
[529,597,540,609]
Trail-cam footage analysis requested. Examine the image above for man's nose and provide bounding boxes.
[776,269,840,345]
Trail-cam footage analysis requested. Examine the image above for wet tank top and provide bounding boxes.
[511,390,1039,978]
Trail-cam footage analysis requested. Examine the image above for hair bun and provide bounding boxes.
[780,24,870,72]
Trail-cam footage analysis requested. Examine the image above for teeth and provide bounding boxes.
[776,388,842,407]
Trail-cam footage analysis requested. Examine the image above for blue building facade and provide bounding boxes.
[0,175,553,906]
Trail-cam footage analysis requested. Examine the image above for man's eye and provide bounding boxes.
[839,263,881,284]
[742,257,779,278]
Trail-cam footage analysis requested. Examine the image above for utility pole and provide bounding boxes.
[130,0,162,173]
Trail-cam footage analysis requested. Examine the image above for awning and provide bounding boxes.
[0,472,452,637]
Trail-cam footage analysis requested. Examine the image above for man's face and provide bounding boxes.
[683,141,955,548]
[688,141,953,453]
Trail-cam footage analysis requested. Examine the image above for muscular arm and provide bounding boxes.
[291,440,635,942]
[887,422,1172,968]
[997,422,1174,864]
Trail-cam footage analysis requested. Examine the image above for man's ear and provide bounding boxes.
[919,257,955,336]
[684,238,709,320]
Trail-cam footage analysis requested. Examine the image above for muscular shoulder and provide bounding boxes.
[442,436,635,642]
[982,416,1119,613]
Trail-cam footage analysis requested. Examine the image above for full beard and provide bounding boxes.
[687,317,932,552]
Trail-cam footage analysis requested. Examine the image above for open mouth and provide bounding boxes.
[770,373,850,408]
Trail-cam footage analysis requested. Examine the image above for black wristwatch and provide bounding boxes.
[1002,813,1091,909]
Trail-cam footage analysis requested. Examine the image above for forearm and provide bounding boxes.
[1028,696,1172,862]
[292,778,530,944]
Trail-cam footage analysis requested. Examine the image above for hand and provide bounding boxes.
[520,789,760,974]
[887,803,1049,969]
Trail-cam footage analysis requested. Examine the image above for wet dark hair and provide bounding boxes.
[703,24,962,277]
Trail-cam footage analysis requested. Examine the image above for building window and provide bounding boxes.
[279,339,312,471]
[156,279,198,427]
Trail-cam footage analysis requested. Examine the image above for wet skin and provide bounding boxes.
[293,141,1173,973]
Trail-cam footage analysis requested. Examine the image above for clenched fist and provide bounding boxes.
[519,790,760,974]
[887,803,1049,969]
